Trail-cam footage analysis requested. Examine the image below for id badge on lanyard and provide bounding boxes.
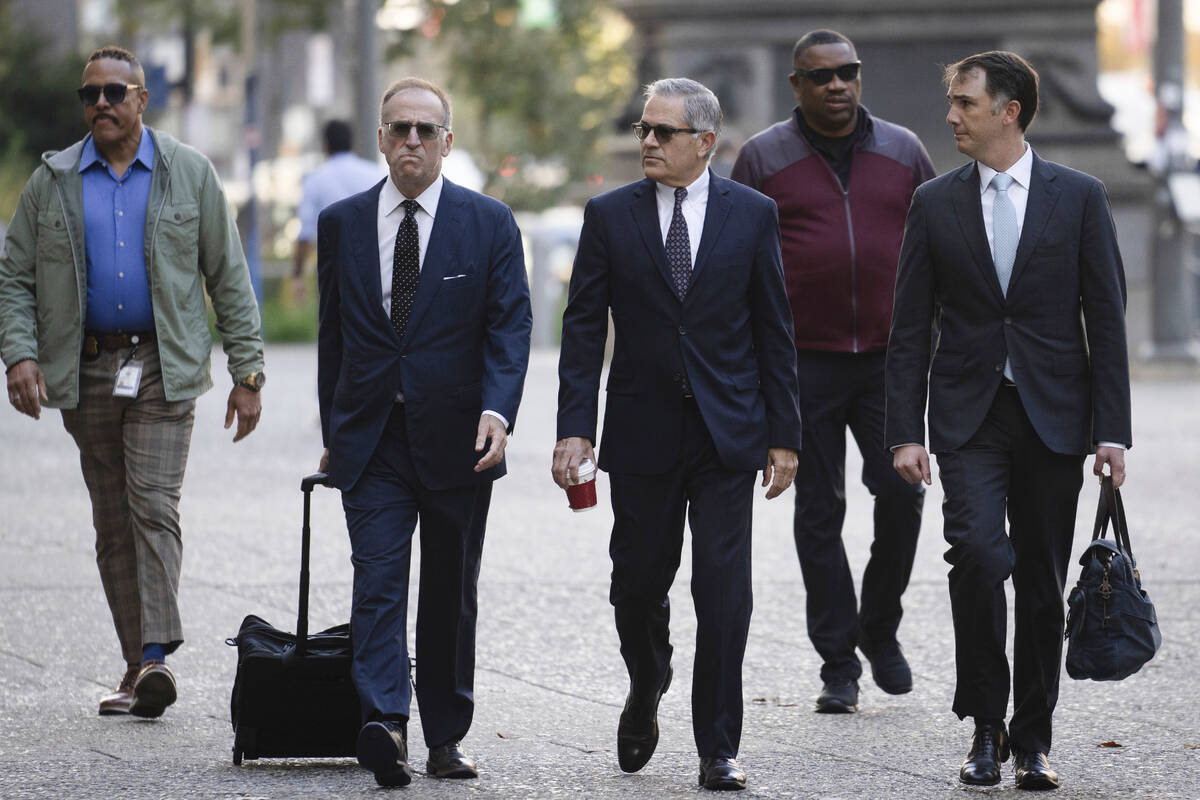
[113,344,143,398]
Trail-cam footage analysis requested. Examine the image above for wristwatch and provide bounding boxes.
[236,370,266,392]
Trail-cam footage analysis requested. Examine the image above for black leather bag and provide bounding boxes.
[1064,476,1161,681]
[226,473,361,763]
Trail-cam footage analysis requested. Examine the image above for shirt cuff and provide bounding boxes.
[483,409,509,430]
[1097,441,1126,450]
[889,442,922,452]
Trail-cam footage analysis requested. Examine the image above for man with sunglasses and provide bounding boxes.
[554,78,801,791]
[732,29,934,715]
[316,77,531,787]
[0,46,264,719]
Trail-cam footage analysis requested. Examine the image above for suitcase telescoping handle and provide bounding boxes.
[297,472,332,656]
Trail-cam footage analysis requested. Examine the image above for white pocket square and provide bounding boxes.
[443,273,469,281]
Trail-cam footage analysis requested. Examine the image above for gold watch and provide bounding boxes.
[236,371,266,392]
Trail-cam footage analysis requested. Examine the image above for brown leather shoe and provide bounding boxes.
[98,665,139,716]
[129,660,177,718]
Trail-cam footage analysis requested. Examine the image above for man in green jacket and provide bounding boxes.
[0,46,264,719]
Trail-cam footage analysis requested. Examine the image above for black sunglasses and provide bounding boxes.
[794,62,861,86]
[632,122,701,143]
[381,120,449,140]
[77,82,142,106]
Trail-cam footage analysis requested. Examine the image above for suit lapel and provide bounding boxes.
[1008,154,1061,294]
[352,183,391,331]
[630,178,677,297]
[689,170,731,290]
[951,163,1005,304]
[401,178,460,343]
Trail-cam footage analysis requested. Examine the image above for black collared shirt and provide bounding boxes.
[794,107,871,190]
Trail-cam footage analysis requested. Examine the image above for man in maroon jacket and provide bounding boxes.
[732,28,935,714]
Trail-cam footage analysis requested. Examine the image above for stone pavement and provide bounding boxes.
[0,344,1197,799]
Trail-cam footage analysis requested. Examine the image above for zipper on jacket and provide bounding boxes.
[814,151,861,353]
[52,180,86,379]
[148,166,172,301]
[842,188,859,352]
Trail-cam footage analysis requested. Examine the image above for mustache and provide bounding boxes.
[91,113,118,125]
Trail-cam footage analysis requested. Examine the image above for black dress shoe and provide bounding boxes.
[617,665,672,773]
[427,741,478,779]
[357,720,413,787]
[814,679,859,713]
[698,757,747,791]
[1014,751,1059,790]
[959,722,1010,786]
[859,639,913,695]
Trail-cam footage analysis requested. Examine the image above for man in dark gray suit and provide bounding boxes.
[885,51,1131,791]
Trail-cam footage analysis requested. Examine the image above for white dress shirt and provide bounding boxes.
[375,173,508,428]
[378,173,442,316]
[977,142,1032,253]
[655,168,709,265]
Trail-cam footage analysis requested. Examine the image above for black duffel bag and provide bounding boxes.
[1064,475,1161,681]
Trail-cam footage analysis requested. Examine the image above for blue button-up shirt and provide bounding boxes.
[80,131,156,332]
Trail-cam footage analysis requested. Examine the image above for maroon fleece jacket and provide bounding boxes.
[732,107,934,352]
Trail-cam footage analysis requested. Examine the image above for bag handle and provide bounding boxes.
[1092,474,1136,563]
[296,472,331,656]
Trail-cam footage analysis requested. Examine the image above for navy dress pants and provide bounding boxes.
[792,351,924,683]
[341,404,492,748]
[936,384,1083,756]
[608,398,755,759]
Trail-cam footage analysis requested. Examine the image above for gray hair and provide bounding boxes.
[643,78,723,138]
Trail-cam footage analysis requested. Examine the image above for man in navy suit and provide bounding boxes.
[885,51,1131,790]
[317,77,531,788]
[553,78,802,792]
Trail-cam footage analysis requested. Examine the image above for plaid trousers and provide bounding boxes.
[60,342,195,665]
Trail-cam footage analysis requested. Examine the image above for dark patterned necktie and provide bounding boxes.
[666,186,690,297]
[390,199,420,338]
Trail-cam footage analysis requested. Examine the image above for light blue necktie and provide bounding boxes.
[990,172,1017,381]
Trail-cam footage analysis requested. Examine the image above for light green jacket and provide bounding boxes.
[0,127,263,407]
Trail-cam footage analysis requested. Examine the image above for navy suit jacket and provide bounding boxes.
[317,178,532,491]
[557,171,802,474]
[885,153,1132,456]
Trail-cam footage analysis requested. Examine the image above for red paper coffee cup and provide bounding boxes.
[566,459,598,512]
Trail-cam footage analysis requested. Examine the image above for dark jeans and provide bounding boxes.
[936,384,1083,756]
[792,351,924,683]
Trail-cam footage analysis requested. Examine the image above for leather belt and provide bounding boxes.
[84,330,156,356]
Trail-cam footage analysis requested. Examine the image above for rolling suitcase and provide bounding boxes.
[226,472,360,764]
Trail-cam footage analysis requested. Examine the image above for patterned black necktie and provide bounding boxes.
[390,199,420,338]
[665,186,690,297]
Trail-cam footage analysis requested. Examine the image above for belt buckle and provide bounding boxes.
[83,335,100,360]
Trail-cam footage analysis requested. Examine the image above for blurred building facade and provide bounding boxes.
[614,0,1155,338]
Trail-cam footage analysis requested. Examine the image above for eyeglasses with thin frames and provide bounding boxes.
[793,62,861,86]
[381,120,449,141]
[631,122,702,144]
[77,83,142,106]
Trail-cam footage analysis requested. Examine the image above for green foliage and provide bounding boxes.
[390,0,635,210]
[0,8,89,184]
[260,277,319,342]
